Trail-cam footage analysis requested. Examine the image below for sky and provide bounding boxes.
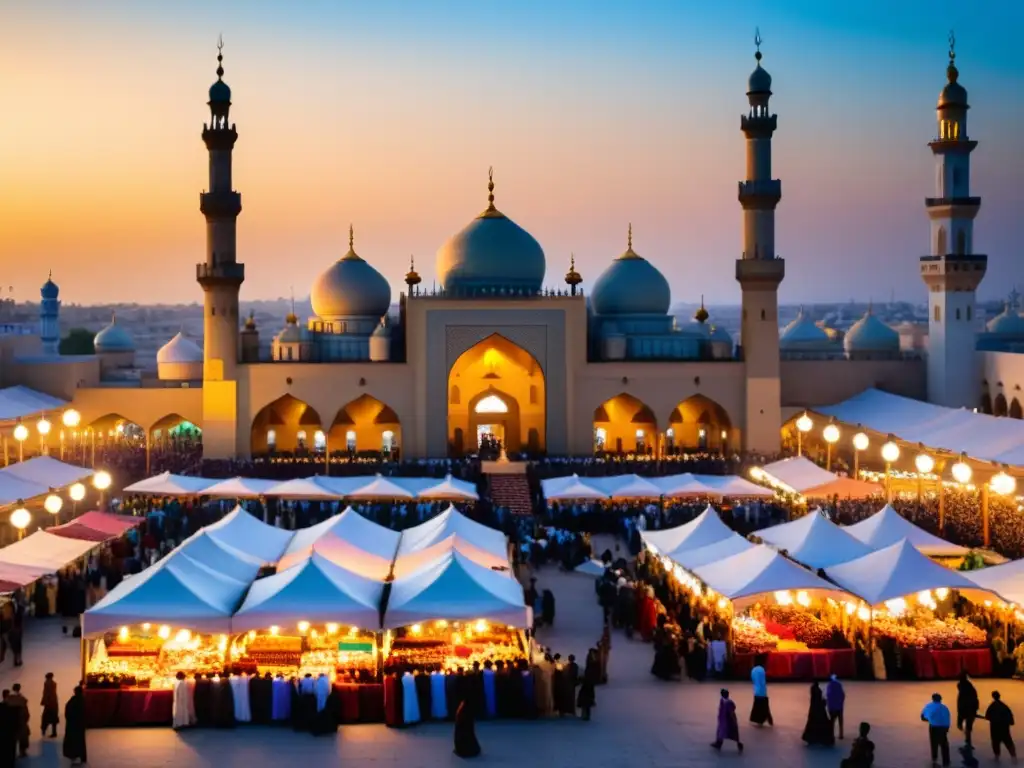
[1,0,1022,307]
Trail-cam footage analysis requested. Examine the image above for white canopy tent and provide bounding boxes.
[0,473,55,505]
[843,504,969,557]
[587,474,663,499]
[347,475,417,500]
[316,476,377,497]
[201,477,279,498]
[693,544,849,609]
[383,550,528,629]
[540,475,609,501]
[0,386,67,421]
[824,539,990,606]
[694,474,776,498]
[123,472,215,496]
[0,456,93,489]
[0,530,98,572]
[640,505,735,556]
[203,506,295,564]
[754,510,874,569]
[392,535,511,580]
[757,456,882,498]
[277,508,401,579]
[964,560,1024,607]
[266,477,341,500]
[415,475,480,501]
[232,552,383,633]
[394,506,509,577]
[650,474,719,498]
[174,530,267,584]
[669,534,756,571]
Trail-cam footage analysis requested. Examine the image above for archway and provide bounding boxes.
[1011,399,1023,420]
[669,395,733,453]
[994,394,1009,417]
[328,394,401,456]
[447,334,545,456]
[980,393,993,415]
[593,394,657,455]
[147,413,201,473]
[76,413,142,466]
[250,395,323,454]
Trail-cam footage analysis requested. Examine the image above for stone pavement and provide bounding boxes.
[2,560,1022,767]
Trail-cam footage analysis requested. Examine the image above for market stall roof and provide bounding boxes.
[693,544,848,608]
[694,474,776,498]
[277,507,401,579]
[817,387,1024,467]
[0,530,98,572]
[649,473,720,498]
[232,551,384,633]
[416,475,481,501]
[265,476,341,500]
[201,477,279,498]
[84,551,248,636]
[963,559,1024,607]
[640,505,735,555]
[122,472,215,496]
[587,474,664,499]
[397,506,508,564]
[824,539,989,606]
[175,530,266,583]
[48,511,143,542]
[0,472,54,505]
[540,474,608,501]
[754,510,874,569]
[391,535,512,580]
[668,533,756,571]
[0,456,93,489]
[203,506,295,564]
[0,562,52,592]
[0,386,67,421]
[383,550,528,629]
[843,504,969,557]
[758,456,882,498]
[347,474,417,500]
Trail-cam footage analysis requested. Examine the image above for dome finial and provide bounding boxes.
[244,309,256,331]
[405,254,422,288]
[48,269,52,280]
[694,295,709,324]
[564,253,582,291]
[216,34,225,80]
[349,224,354,251]
[754,27,763,63]
[286,287,298,325]
[477,166,504,219]
[627,222,633,250]
[946,29,959,83]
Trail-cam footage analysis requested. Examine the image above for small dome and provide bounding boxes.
[436,171,546,295]
[780,308,830,349]
[157,332,202,365]
[987,304,1024,336]
[938,60,967,108]
[710,325,732,344]
[276,315,303,345]
[310,228,392,321]
[748,62,772,94]
[40,275,59,300]
[844,307,900,353]
[590,227,671,316]
[209,79,231,104]
[94,313,134,352]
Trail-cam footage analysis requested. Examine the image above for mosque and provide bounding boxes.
[3,37,1021,461]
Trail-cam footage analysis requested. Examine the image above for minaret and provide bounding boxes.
[921,32,986,408]
[39,271,60,356]
[736,30,784,454]
[196,37,244,383]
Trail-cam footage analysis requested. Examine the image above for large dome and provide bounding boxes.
[94,313,134,352]
[435,172,545,296]
[157,332,202,365]
[987,304,1024,336]
[844,307,900,353]
[780,307,830,350]
[590,229,671,316]
[310,228,392,321]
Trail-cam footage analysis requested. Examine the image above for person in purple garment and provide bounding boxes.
[826,674,846,740]
[711,689,743,753]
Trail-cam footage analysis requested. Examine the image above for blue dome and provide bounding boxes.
[987,304,1024,336]
[748,63,772,94]
[780,307,830,350]
[310,233,391,321]
[94,313,135,352]
[40,276,59,300]
[590,238,671,316]
[209,79,231,104]
[844,308,900,353]
[437,212,545,295]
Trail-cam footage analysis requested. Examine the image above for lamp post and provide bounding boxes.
[92,470,112,511]
[69,482,86,518]
[795,413,813,456]
[823,421,840,471]
[852,432,869,479]
[13,422,28,463]
[988,465,1017,549]
[881,437,900,502]
[44,493,63,525]
[914,448,934,505]
[37,417,51,456]
[10,504,30,540]
[62,410,80,461]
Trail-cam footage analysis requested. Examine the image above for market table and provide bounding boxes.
[332,682,384,724]
[732,649,856,681]
[85,688,173,728]
[903,648,992,679]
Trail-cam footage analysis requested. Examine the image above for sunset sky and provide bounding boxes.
[1,1,1022,306]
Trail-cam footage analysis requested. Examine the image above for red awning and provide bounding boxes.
[48,511,143,542]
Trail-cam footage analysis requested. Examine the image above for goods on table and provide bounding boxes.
[731,617,779,655]
[384,624,527,671]
[759,605,848,649]
[238,634,302,669]
[872,615,987,649]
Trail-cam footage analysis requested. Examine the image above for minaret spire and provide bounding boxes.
[479,166,504,219]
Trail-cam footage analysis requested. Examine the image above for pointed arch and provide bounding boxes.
[980,393,993,415]
[668,395,733,453]
[936,225,947,256]
[251,394,322,455]
[956,229,966,256]
[328,394,402,456]
[85,413,144,447]
[1011,398,1023,420]
[994,393,1009,417]
[593,393,657,455]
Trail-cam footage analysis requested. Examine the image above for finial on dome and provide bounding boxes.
[48,269,52,280]
[244,309,256,331]
[694,295,709,324]
[754,27,763,63]
[216,34,225,80]
[564,253,582,291]
[349,224,354,250]
[478,166,505,219]
[946,29,958,82]
[405,255,422,288]
[627,223,632,249]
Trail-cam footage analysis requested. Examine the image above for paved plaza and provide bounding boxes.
[2,561,1021,767]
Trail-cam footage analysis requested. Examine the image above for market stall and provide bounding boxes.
[639,504,736,556]
[753,456,882,499]
[277,507,400,578]
[47,511,142,543]
[753,510,873,569]
[201,505,295,564]
[843,504,970,557]
[122,472,216,496]
[392,506,511,579]
[200,477,279,498]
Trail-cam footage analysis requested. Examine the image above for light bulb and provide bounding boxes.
[796,413,813,433]
[853,432,869,451]
[92,470,112,490]
[297,620,310,633]
[36,418,51,436]
[881,441,900,463]
[13,424,28,442]
[823,424,840,444]
[44,494,63,514]
[9,508,30,530]
[951,460,972,485]
[915,453,935,474]
[62,409,81,428]
[991,471,1017,496]
[410,624,422,635]
[69,483,86,502]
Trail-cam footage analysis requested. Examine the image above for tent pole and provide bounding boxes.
[79,617,86,685]
[982,484,990,548]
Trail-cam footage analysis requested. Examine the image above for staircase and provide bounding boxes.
[488,473,534,516]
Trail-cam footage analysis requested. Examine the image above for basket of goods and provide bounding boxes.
[731,618,779,655]
[761,606,840,649]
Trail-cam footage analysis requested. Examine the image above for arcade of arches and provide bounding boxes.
[981,392,1023,419]
[593,394,733,455]
[447,335,545,456]
[251,394,401,455]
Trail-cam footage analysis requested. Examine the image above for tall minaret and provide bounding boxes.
[39,271,60,356]
[736,31,784,454]
[921,32,986,409]
[196,37,244,383]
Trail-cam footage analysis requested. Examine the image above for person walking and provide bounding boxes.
[710,689,743,753]
[6,685,28,758]
[62,686,87,765]
[749,656,773,726]
[826,673,846,740]
[40,673,59,738]
[984,690,1016,760]
[841,722,876,767]
[452,700,480,758]
[956,670,979,747]
[921,692,952,767]
[577,649,599,721]
[801,681,834,746]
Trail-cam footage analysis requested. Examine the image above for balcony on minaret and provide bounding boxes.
[919,254,987,292]
[736,257,785,287]
[738,179,781,208]
[199,190,242,218]
[740,113,777,137]
[925,195,980,208]
[196,262,245,286]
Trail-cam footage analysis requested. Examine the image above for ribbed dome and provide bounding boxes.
[435,171,545,295]
[987,305,1024,336]
[310,228,392,321]
[748,63,772,94]
[157,332,202,364]
[590,228,671,316]
[94,314,134,352]
[844,308,900,353]
[780,308,830,349]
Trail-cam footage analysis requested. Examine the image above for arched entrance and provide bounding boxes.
[593,394,657,455]
[328,395,401,456]
[668,395,732,453]
[980,393,993,415]
[1011,398,1023,420]
[79,413,142,466]
[447,334,545,456]
[994,394,1009,417]
[250,395,323,454]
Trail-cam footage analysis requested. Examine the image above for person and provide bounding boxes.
[541,589,556,627]
[826,673,846,740]
[577,648,598,722]
[453,699,481,758]
[984,690,1016,760]
[801,681,834,746]
[0,690,16,768]
[921,692,952,767]
[6,624,21,668]
[40,673,59,738]
[840,722,875,768]
[7,684,28,758]
[749,657,773,726]
[62,686,87,765]
[710,689,743,753]
[957,670,979,747]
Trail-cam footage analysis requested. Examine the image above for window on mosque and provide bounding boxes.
[314,430,326,452]
[967,306,972,321]
[297,430,307,450]
[266,429,276,448]
[956,308,961,321]
[934,306,941,322]
[346,430,356,451]
[475,394,508,414]
[594,427,606,451]
[382,430,394,453]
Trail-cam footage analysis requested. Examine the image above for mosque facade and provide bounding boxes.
[5,38,1018,461]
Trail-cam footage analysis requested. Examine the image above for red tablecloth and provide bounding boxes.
[331,683,384,724]
[732,649,856,681]
[85,688,173,728]
[905,648,992,679]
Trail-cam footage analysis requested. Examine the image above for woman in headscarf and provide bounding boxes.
[61,686,87,765]
[452,699,481,758]
[710,689,743,753]
[801,681,835,746]
[956,670,979,746]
